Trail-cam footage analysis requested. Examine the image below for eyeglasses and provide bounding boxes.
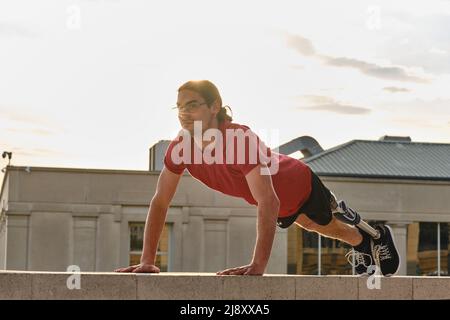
[172,101,207,113]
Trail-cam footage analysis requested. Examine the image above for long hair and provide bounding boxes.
[178,80,233,122]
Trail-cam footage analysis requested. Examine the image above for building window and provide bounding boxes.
[129,222,171,271]
[320,237,352,275]
[288,224,352,275]
[288,220,384,275]
[287,225,318,275]
[408,222,449,276]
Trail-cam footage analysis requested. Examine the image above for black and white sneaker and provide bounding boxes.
[345,229,376,276]
[372,224,400,277]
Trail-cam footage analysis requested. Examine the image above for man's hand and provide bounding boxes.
[216,262,265,276]
[114,263,160,273]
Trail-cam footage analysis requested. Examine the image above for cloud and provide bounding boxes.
[322,56,429,83]
[383,86,410,93]
[297,95,371,115]
[0,22,36,38]
[297,95,333,104]
[304,104,371,115]
[286,34,316,56]
[286,33,429,83]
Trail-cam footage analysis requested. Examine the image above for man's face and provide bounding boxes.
[176,89,219,134]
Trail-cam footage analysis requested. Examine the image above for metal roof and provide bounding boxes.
[304,140,450,181]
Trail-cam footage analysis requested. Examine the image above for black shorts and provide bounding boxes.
[277,171,333,229]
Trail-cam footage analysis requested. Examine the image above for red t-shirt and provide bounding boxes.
[163,120,312,217]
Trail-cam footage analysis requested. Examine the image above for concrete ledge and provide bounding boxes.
[0,271,449,300]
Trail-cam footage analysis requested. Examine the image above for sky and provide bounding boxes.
[1,0,450,184]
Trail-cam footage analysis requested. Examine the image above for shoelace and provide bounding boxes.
[373,244,392,261]
[345,249,373,267]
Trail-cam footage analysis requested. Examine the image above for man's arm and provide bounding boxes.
[217,164,280,276]
[115,166,182,273]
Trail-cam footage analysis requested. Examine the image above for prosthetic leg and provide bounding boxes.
[329,192,380,239]
[329,193,401,276]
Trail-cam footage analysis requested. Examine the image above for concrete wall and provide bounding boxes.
[0,172,9,269]
[2,166,449,276]
[0,271,449,300]
[0,226,5,269]
[1,166,286,274]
